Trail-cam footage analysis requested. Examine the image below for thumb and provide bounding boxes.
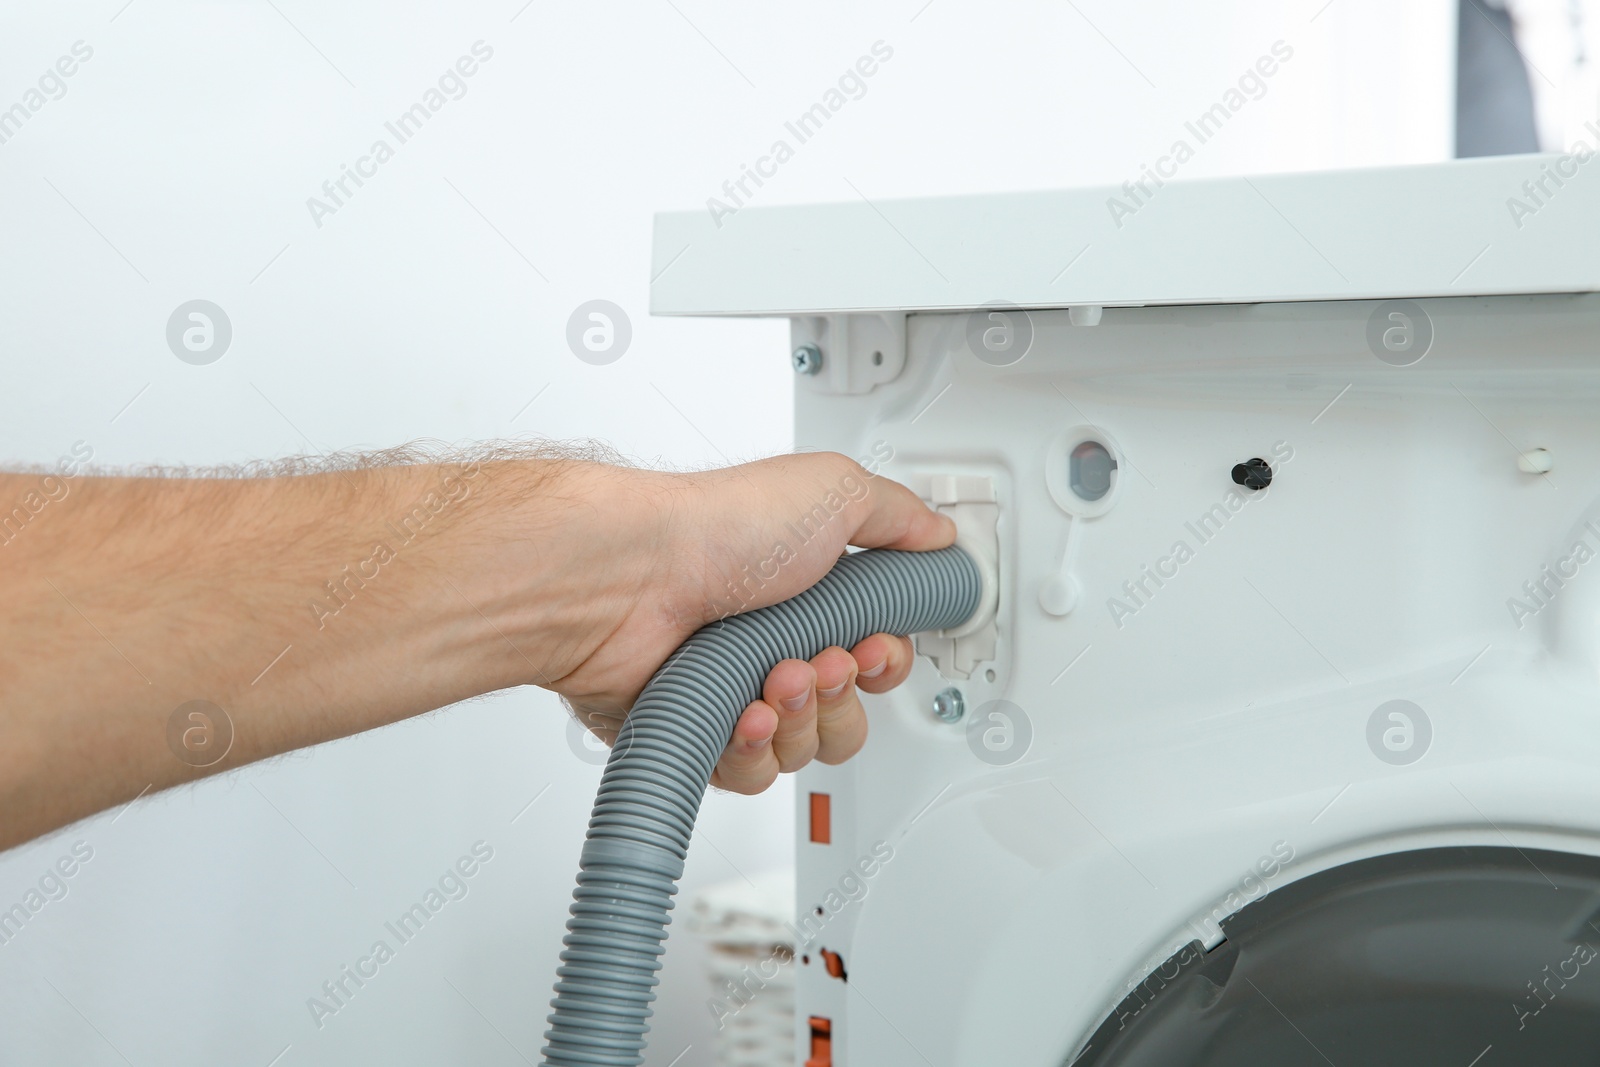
[846,471,958,552]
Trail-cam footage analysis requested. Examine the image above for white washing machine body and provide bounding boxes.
[650,156,1600,1066]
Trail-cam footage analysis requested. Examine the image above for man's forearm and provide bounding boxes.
[3,446,957,847]
[0,456,643,848]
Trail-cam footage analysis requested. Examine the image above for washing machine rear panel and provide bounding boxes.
[648,157,1600,1066]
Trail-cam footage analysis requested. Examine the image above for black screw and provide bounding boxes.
[1231,457,1273,490]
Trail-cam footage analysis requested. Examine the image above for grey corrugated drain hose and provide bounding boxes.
[541,545,982,1066]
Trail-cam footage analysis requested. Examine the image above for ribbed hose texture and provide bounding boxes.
[541,546,982,1066]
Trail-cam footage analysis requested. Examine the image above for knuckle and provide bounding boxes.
[718,765,759,794]
[723,758,778,794]
[820,450,864,479]
[815,689,854,716]
[817,731,867,765]
[816,691,862,727]
[777,741,819,774]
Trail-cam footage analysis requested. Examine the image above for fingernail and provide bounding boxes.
[817,681,848,700]
[859,659,888,679]
[780,692,809,712]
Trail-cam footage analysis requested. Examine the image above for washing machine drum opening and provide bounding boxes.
[1073,846,1600,1066]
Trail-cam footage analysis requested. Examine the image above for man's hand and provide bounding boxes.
[0,448,952,849]
[545,453,956,794]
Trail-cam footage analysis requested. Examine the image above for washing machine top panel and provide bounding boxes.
[1071,845,1600,1067]
[650,155,1599,317]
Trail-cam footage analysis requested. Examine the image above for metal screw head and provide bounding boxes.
[792,343,823,376]
[932,687,965,723]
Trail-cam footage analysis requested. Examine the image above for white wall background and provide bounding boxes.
[0,2,1452,1064]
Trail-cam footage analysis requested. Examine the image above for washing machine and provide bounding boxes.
[642,154,1600,1066]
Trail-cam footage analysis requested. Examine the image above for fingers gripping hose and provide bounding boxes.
[541,546,982,1066]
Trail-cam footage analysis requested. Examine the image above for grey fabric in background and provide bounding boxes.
[1457,0,1542,155]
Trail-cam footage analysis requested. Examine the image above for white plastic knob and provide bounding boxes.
[1039,574,1079,616]
[1518,448,1553,474]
